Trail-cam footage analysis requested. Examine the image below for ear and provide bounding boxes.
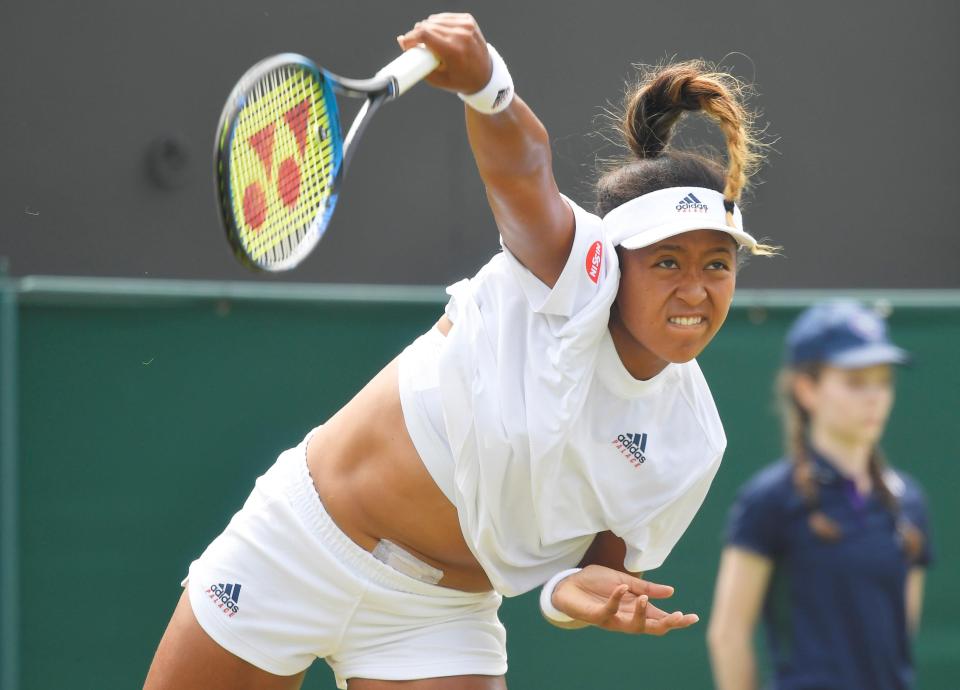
[792,372,819,415]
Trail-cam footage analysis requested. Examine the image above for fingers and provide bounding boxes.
[638,600,670,619]
[640,611,700,636]
[397,23,442,53]
[395,14,489,93]
[397,14,483,51]
[563,566,697,636]
[609,590,699,636]
[606,585,698,636]
[600,584,629,620]
[631,594,649,631]
[629,578,675,599]
[618,605,698,636]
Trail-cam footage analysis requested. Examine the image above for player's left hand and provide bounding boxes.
[551,564,700,635]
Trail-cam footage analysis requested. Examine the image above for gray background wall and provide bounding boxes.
[2,0,958,287]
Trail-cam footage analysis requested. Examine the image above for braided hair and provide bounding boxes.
[596,60,777,256]
[778,364,925,559]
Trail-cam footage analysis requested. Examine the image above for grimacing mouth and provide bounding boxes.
[667,314,708,327]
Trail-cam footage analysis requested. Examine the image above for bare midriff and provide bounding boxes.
[306,315,494,593]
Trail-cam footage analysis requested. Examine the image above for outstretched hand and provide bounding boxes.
[551,565,700,636]
[396,13,491,95]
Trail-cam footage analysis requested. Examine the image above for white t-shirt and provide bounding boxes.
[398,196,726,597]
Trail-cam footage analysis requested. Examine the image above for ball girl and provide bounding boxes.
[708,301,933,690]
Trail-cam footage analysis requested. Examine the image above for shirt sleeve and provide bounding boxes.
[724,471,785,559]
[619,459,720,573]
[499,194,610,317]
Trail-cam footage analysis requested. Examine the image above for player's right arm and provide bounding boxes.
[398,14,573,288]
[706,546,773,690]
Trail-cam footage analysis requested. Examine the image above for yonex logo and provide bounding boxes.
[206,582,242,617]
[676,193,708,213]
[613,432,648,467]
[241,98,316,232]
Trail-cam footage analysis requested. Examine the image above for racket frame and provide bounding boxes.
[214,48,437,272]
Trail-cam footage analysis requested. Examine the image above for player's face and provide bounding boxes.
[611,229,737,378]
[800,365,895,446]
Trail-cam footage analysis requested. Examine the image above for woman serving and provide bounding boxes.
[146,12,775,690]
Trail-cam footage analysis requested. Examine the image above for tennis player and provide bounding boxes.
[145,13,775,690]
[707,301,933,690]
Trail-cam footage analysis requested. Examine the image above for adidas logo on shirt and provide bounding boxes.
[613,432,648,467]
[676,193,708,213]
[206,582,242,617]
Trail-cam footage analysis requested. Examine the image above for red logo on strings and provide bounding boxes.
[241,98,311,231]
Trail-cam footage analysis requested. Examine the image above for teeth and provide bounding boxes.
[669,316,703,326]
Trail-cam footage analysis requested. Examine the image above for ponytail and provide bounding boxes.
[597,60,777,256]
[867,447,927,561]
[779,367,843,541]
[622,61,758,214]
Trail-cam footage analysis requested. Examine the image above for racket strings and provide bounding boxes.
[227,64,339,268]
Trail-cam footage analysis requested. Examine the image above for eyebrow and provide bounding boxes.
[653,244,735,255]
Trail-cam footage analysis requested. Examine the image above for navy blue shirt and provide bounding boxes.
[726,450,933,690]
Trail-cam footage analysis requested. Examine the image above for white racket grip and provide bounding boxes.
[377,46,439,97]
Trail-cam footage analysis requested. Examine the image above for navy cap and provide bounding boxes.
[785,300,910,368]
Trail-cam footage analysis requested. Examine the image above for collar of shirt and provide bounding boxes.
[595,329,676,398]
[807,445,871,511]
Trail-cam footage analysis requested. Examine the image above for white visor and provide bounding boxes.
[602,187,757,251]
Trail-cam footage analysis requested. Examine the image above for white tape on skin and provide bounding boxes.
[539,567,582,623]
[458,44,514,114]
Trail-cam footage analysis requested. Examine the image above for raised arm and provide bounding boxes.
[398,14,574,287]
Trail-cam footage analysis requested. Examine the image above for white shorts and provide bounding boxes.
[184,431,507,689]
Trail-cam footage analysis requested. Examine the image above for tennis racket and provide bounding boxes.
[214,47,438,271]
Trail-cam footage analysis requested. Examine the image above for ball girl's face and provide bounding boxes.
[613,229,737,373]
[796,365,895,446]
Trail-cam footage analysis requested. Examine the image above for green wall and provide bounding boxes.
[1,278,957,689]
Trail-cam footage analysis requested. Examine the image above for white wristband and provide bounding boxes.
[539,567,582,623]
[458,43,514,114]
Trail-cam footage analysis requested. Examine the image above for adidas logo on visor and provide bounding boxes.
[676,193,708,213]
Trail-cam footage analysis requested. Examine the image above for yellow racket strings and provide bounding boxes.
[228,66,337,265]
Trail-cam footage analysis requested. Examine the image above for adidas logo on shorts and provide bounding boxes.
[206,582,242,617]
[613,432,648,468]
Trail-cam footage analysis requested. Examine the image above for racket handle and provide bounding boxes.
[377,45,439,97]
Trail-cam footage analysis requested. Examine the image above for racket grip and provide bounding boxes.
[377,46,439,97]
